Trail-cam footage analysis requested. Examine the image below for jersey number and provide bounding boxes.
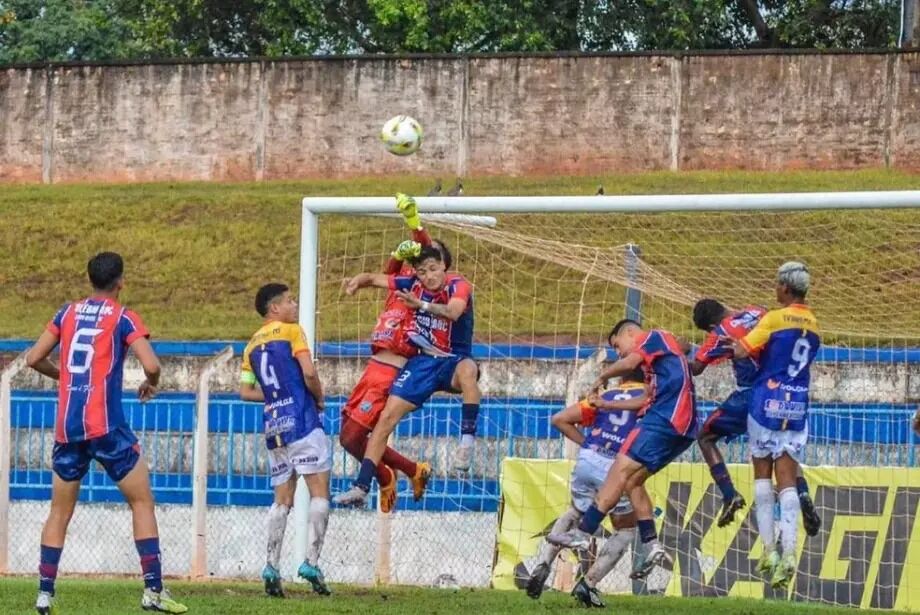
[605,392,635,426]
[67,327,103,374]
[788,338,812,378]
[259,353,281,390]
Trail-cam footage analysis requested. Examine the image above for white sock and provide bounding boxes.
[754,479,776,553]
[307,498,330,567]
[586,527,635,587]
[537,507,581,566]
[265,503,290,569]
[461,434,475,447]
[778,487,800,557]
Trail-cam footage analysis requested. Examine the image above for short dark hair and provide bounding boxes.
[255,283,289,317]
[411,245,443,268]
[431,239,452,270]
[621,367,646,383]
[608,319,641,342]
[87,252,124,291]
[692,299,727,331]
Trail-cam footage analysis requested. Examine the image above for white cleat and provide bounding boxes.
[35,591,56,615]
[333,485,369,507]
[451,444,474,473]
[631,541,672,579]
[546,528,592,550]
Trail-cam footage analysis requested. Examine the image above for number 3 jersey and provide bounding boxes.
[47,298,150,444]
[241,321,322,450]
[739,304,820,432]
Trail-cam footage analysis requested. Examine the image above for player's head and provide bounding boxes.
[411,246,447,290]
[88,251,124,294]
[255,283,298,323]
[431,239,452,270]
[620,367,645,384]
[692,298,728,332]
[608,318,644,357]
[776,261,809,304]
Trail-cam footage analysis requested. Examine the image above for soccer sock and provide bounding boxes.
[778,487,800,556]
[537,507,581,566]
[578,504,606,535]
[265,503,290,569]
[796,475,811,497]
[754,479,776,552]
[38,544,62,595]
[636,518,657,544]
[307,498,330,567]
[460,403,479,443]
[356,458,377,491]
[586,528,635,588]
[341,418,417,480]
[135,537,163,593]
[709,462,738,502]
[381,447,418,479]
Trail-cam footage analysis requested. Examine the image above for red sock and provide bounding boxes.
[381,447,418,478]
[340,417,403,485]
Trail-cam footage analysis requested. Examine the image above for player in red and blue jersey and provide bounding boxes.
[334,245,480,508]
[25,252,187,614]
[549,319,699,581]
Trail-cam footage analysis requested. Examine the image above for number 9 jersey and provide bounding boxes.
[241,321,322,450]
[739,303,820,432]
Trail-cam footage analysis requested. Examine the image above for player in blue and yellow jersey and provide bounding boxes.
[526,368,647,608]
[239,284,331,598]
[548,319,699,581]
[734,262,820,589]
[25,252,187,615]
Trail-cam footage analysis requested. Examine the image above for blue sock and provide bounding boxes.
[39,544,62,595]
[461,403,480,436]
[135,538,162,592]
[578,505,605,535]
[796,475,810,497]
[356,458,377,491]
[709,462,738,502]
[637,518,657,544]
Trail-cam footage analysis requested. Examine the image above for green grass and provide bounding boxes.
[0,577,910,615]
[1,169,918,343]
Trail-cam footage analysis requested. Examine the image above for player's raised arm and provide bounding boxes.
[26,329,61,381]
[343,272,391,295]
[550,403,587,446]
[590,352,644,392]
[589,390,648,413]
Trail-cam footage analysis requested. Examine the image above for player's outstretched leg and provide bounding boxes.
[796,467,821,537]
[698,408,746,528]
[573,519,635,608]
[297,472,332,595]
[450,359,481,473]
[525,507,582,599]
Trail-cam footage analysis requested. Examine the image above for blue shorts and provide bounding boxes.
[390,354,469,407]
[52,425,140,483]
[701,388,751,441]
[621,422,695,474]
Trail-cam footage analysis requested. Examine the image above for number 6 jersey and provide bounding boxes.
[739,303,820,432]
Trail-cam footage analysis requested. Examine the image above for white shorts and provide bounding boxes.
[268,428,332,487]
[747,416,808,461]
[570,448,633,515]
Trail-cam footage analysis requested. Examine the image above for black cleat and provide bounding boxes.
[800,493,821,537]
[572,579,605,608]
[526,562,551,599]
[717,494,747,528]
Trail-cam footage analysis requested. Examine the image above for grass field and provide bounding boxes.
[0,577,911,615]
[1,169,918,342]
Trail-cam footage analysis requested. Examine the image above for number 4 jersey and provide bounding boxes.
[739,304,820,432]
[241,321,322,450]
[48,298,150,443]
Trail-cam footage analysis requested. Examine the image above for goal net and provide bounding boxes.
[305,193,920,610]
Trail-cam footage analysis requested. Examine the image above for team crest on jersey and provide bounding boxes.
[359,400,373,413]
[767,379,781,390]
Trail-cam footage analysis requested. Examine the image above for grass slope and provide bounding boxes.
[0,577,909,615]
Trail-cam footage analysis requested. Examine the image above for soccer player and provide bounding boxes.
[239,284,332,597]
[691,299,821,534]
[526,367,647,608]
[548,320,699,580]
[734,262,820,589]
[25,252,187,614]
[334,246,480,507]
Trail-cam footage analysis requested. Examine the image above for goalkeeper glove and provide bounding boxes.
[392,239,422,262]
[396,192,422,231]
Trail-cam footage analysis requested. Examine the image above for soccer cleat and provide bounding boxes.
[800,493,821,537]
[546,528,591,551]
[525,562,551,599]
[333,485,369,508]
[451,443,474,473]
[395,193,422,230]
[35,591,56,615]
[262,564,285,598]
[141,588,188,613]
[757,549,780,579]
[717,494,747,528]
[630,542,671,580]
[298,562,332,596]
[379,465,397,514]
[571,578,605,608]
[771,553,796,589]
[411,462,432,502]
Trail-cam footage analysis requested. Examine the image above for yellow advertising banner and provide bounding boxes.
[494,458,920,611]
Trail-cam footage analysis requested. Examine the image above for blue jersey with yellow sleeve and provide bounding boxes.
[241,321,322,449]
[739,304,820,432]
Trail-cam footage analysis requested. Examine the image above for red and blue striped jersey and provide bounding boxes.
[634,329,698,437]
[47,298,149,443]
[694,305,766,388]
[389,273,474,357]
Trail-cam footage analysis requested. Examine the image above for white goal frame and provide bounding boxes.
[293,190,920,566]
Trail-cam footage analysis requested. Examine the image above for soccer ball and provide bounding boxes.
[380,115,423,156]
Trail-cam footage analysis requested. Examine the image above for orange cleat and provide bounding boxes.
[379,465,397,513]
[411,462,432,502]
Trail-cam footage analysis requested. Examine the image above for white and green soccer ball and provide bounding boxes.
[380,115,423,156]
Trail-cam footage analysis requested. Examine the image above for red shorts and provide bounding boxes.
[342,359,401,430]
